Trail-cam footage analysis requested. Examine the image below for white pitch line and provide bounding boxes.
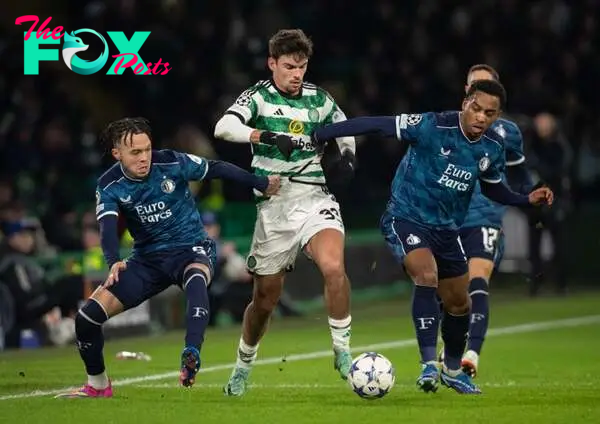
[1,315,598,401]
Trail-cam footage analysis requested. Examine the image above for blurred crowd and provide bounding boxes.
[0,0,598,346]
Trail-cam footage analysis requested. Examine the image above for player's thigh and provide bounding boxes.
[247,203,302,275]
[301,197,346,275]
[105,256,165,311]
[460,226,501,280]
[431,229,468,281]
[380,212,438,286]
[168,241,217,288]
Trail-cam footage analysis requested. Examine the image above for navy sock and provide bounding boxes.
[442,310,470,370]
[467,277,489,354]
[183,267,211,350]
[76,299,108,376]
[411,285,439,363]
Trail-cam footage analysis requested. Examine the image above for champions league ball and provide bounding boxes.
[347,352,395,399]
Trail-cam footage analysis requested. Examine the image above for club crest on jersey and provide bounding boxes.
[308,108,320,123]
[161,178,176,193]
[407,114,422,126]
[479,156,491,172]
[288,119,304,135]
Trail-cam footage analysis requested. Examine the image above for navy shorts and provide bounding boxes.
[108,239,216,310]
[459,226,505,268]
[380,212,467,280]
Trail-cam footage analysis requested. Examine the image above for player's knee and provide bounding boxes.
[253,277,283,313]
[443,292,470,315]
[468,260,494,280]
[412,270,438,287]
[75,300,109,335]
[318,256,345,283]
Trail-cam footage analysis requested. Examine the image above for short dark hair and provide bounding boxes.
[100,117,152,148]
[268,29,313,60]
[468,64,500,82]
[465,79,506,109]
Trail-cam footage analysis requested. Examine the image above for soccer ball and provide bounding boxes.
[347,352,395,399]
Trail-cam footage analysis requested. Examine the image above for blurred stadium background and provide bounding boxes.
[0,1,599,420]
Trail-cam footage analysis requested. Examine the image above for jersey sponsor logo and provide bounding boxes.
[288,119,304,135]
[479,155,491,172]
[134,201,173,223]
[437,163,473,192]
[161,178,176,194]
[406,114,422,126]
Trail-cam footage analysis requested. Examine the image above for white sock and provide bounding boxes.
[87,372,109,389]
[328,315,352,352]
[236,337,259,370]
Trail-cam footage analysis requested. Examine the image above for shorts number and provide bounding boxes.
[192,246,206,256]
[319,207,341,221]
[481,227,499,253]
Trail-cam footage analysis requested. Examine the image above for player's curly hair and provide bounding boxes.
[100,117,152,149]
[466,79,507,109]
[269,29,313,60]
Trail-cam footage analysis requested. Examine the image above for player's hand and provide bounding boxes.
[528,186,554,206]
[265,175,281,196]
[259,131,297,160]
[104,261,127,287]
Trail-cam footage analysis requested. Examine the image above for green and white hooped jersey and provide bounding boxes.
[226,80,348,185]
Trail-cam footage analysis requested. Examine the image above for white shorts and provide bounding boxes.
[246,182,345,275]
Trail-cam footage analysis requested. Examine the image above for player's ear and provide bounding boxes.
[111,147,120,161]
[267,57,277,72]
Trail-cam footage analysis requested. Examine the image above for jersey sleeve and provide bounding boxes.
[504,122,526,166]
[95,187,119,221]
[175,151,210,181]
[395,112,433,145]
[225,86,260,125]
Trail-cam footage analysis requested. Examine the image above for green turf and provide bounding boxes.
[1,292,599,423]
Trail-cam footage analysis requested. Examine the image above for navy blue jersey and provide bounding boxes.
[462,118,525,229]
[387,111,505,230]
[95,149,209,255]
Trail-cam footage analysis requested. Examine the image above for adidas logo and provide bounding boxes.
[274,108,284,116]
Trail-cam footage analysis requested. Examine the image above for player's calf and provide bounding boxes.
[56,299,111,398]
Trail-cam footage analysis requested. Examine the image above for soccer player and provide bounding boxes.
[214,29,357,396]
[454,64,533,378]
[310,80,554,394]
[56,117,280,398]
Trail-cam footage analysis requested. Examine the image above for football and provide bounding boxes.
[347,352,395,399]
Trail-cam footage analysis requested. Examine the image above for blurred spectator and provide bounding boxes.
[0,220,83,348]
[527,112,573,296]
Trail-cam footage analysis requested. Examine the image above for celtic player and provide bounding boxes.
[214,29,356,396]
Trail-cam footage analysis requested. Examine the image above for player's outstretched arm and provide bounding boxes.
[214,114,297,159]
[312,116,398,146]
[480,180,554,207]
[205,160,280,195]
[506,163,534,194]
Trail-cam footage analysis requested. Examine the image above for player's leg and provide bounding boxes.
[380,213,441,392]
[224,209,297,396]
[461,226,502,377]
[305,227,352,380]
[435,234,481,394]
[56,258,153,398]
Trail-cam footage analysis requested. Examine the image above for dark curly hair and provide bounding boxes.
[100,117,152,149]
